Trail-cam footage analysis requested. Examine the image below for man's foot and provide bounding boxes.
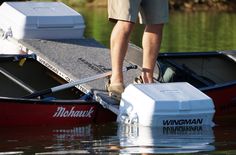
[105,80,125,101]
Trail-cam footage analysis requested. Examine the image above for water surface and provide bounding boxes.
[0,123,236,154]
[77,7,236,52]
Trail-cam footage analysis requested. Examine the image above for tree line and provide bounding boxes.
[169,0,236,11]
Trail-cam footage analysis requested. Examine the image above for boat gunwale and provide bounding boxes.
[159,50,236,60]
[0,54,37,61]
[200,80,236,92]
[0,96,98,105]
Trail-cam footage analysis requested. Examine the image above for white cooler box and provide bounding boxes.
[0,2,85,39]
[117,82,215,127]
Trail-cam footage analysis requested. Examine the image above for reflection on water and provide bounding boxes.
[0,125,92,154]
[76,7,236,52]
[1,123,236,154]
[162,11,236,52]
[117,124,215,154]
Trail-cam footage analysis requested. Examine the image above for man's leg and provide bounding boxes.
[142,24,164,83]
[110,21,135,85]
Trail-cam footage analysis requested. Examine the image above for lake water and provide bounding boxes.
[0,123,236,154]
[1,7,236,155]
[79,7,236,52]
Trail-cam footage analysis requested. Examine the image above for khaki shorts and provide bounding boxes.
[108,0,169,24]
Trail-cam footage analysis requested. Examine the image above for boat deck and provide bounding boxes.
[19,39,141,114]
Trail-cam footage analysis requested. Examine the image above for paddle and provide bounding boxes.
[23,65,137,99]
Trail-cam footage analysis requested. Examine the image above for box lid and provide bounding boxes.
[121,82,214,112]
[0,2,84,29]
[132,82,210,102]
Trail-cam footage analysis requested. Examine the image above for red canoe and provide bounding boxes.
[1,49,236,127]
[0,54,116,127]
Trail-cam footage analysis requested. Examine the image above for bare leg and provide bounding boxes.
[142,24,164,83]
[110,21,135,84]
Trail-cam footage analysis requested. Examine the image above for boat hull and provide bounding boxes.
[0,97,117,127]
[202,83,236,125]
